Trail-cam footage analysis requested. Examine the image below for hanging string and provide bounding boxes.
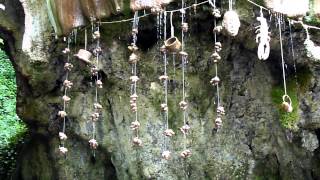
[170,11,174,38]
[278,17,287,96]
[84,29,88,50]
[288,20,299,93]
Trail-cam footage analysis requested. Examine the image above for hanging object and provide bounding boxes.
[79,0,121,20]
[303,26,320,61]
[282,95,293,113]
[130,0,173,12]
[87,23,104,153]
[164,37,181,52]
[264,0,309,17]
[222,10,240,36]
[222,0,240,37]
[255,9,270,60]
[75,29,93,64]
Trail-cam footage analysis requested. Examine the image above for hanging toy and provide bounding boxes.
[255,9,270,60]
[180,149,192,158]
[222,0,240,36]
[130,0,173,12]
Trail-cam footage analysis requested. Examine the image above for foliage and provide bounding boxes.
[0,49,27,178]
[271,67,312,130]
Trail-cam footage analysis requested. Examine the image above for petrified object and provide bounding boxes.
[75,49,92,64]
[164,37,181,52]
[222,10,241,36]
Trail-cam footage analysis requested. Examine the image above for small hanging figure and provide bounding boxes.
[62,95,71,102]
[94,103,103,111]
[180,124,190,134]
[162,150,171,160]
[160,103,168,112]
[58,111,67,118]
[130,76,140,83]
[179,101,188,111]
[91,112,100,122]
[63,80,73,89]
[222,10,241,36]
[64,63,73,71]
[215,117,223,129]
[255,9,271,60]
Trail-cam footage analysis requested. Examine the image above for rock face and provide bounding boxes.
[1,0,320,179]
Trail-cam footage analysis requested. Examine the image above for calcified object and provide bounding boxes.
[64,63,73,71]
[92,31,100,39]
[180,149,192,158]
[75,49,92,64]
[62,48,70,54]
[264,0,309,17]
[159,75,169,81]
[181,23,189,32]
[130,76,140,83]
[132,137,143,146]
[59,146,68,155]
[128,44,139,52]
[160,103,168,112]
[63,80,73,89]
[304,39,320,61]
[211,52,221,63]
[96,80,103,88]
[130,94,138,102]
[222,10,241,36]
[214,42,222,52]
[89,139,98,149]
[180,124,190,134]
[212,8,221,18]
[58,111,67,118]
[93,47,102,56]
[163,129,175,137]
[91,67,98,76]
[130,0,173,11]
[62,95,71,102]
[129,53,139,64]
[130,120,140,130]
[91,112,100,121]
[59,132,68,141]
[281,95,293,113]
[162,150,171,160]
[215,117,222,129]
[179,51,188,58]
[179,101,188,111]
[213,25,223,33]
[94,103,103,110]
[164,37,181,52]
[256,16,270,60]
[210,76,220,86]
[217,106,225,115]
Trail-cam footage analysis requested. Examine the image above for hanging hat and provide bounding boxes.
[75,49,92,64]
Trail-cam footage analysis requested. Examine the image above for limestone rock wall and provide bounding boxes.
[1,0,320,180]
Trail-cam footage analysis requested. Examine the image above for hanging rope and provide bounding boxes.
[58,35,74,155]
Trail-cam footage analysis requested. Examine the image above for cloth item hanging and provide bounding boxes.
[304,38,320,61]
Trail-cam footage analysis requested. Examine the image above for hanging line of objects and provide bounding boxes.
[58,36,73,155]
[277,15,293,113]
[209,0,224,130]
[129,12,143,147]
[178,0,192,159]
[88,21,103,154]
[160,11,175,160]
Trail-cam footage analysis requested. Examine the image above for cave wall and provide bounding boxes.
[1,0,320,179]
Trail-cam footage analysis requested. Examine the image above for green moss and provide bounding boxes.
[271,67,312,130]
[305,0,320,26]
